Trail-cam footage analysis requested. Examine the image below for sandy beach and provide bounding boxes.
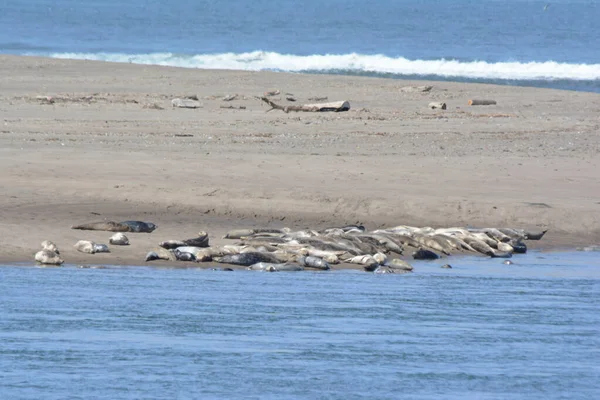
[0,54,599,266]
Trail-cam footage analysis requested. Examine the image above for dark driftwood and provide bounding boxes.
[257,96,350,113]
[468,99,497,106]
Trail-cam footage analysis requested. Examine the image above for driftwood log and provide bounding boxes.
[400,85,433,93]
[171,98,202,109]
[258,96,350,113]
[468,99,497,106]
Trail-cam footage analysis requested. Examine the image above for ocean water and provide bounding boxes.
[0,0,599,92]
[1,251,599,399]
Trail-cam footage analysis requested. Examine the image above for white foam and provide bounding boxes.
[46,51,600,81]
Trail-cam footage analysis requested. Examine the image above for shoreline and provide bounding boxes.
[1,55,599,267]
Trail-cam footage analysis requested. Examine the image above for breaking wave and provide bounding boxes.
[47,51,600,81]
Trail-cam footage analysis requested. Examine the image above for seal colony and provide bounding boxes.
[36,221,547,273]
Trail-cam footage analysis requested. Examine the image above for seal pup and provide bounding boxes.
[41,240,60,254]
[412,249,439,260]
[109,233,129,245]
[35,249,63,265]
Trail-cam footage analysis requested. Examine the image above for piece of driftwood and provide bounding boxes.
[220,105,246,110]
[429,102,447,110]
[401,85,433,93]
[171,98,202,109]
[222,94,238,101]
[258,96,350,113]
[468,99,497,106]
[286,96,296,102]
[264,90,280,96]
[308,96,328,101]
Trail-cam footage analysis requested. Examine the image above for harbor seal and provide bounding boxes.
[373,266,397,274]
[297,256,330,270]
[35,249,63,265]
[509,240,527,254]
[173,249,196,262]
[247,262,304,272]
[120,221,157,233]
[412,249,439,260]
[71,220,156,233]
[160,232,209,249]
[74,240,110,254]
[344,255,379,268]
[145,248,176,262]
[223,229,256,239]
[109,233,129,246]
[41,240,60,254]
[72,221,130,232]
[74,240,96,254]
[213,252,282,266]
[385,258,414,271]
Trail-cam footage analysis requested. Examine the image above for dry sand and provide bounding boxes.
[1,54,599,267]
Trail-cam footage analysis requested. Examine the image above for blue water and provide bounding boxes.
[1,251,599,399]
[1,0,599,92]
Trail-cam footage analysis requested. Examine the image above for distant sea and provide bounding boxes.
[1,0,599,92]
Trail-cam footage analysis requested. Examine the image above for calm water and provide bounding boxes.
[0,0,599,92]
[1,251,599,399]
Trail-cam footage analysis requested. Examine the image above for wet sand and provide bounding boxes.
[1,55,599,266]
